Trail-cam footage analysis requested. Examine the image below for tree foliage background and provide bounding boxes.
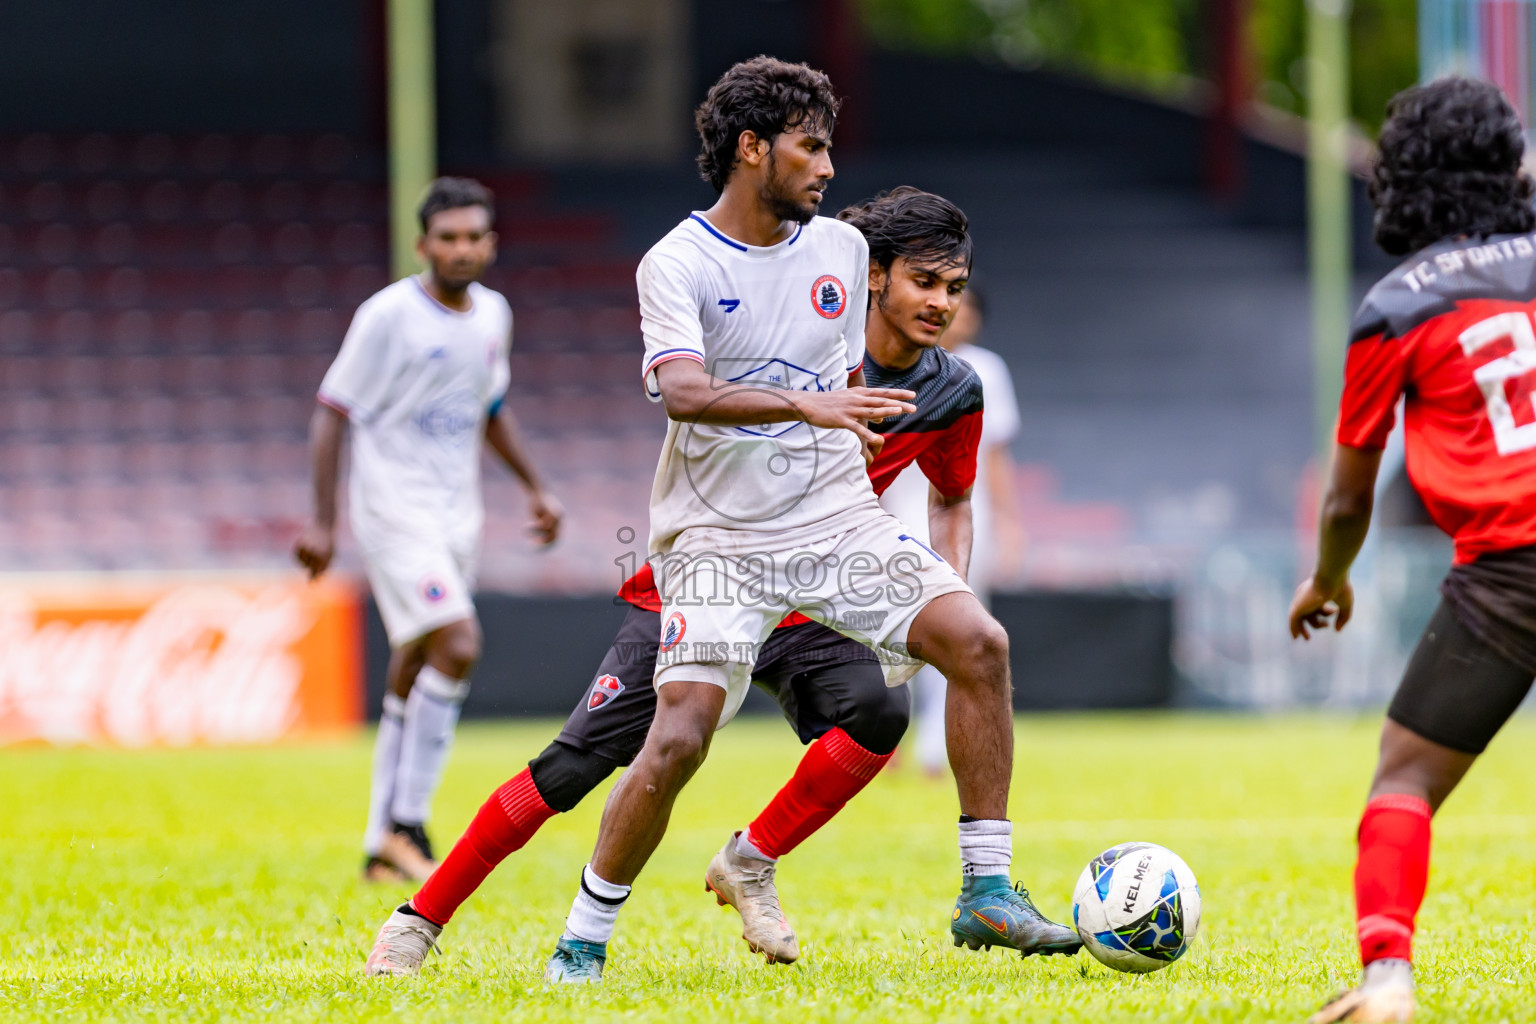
[860,0,1419,134]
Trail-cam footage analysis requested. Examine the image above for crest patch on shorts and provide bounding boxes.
[659,611,687,652]
[587,674,624,710]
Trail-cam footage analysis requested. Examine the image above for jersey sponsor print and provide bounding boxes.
[1340,232,1536,563]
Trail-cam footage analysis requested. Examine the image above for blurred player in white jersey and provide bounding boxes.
[881,286,1024,774]
[294,178,562,882]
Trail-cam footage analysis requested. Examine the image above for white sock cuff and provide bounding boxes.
[381,693,407,719]
[959,818,1012,877]
[736,828,775,863]
[581,864,631,901]
[415,665,471,703]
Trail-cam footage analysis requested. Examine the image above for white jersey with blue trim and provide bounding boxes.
[318,276,512,550]
[637,212,873,552]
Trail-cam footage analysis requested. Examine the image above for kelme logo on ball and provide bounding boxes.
[811,275,847,319]
[659,612,687,652]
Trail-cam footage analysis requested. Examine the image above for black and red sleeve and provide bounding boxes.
[1337,301,1411,450]
[915,410,982,497]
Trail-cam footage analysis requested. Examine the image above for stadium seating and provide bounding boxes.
[0,132,1153,590]
[0,133,658,587]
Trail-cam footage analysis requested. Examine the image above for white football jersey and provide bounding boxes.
[637,213,874,552]
[318,276,512,550]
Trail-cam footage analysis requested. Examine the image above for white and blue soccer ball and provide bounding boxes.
[1071,842,1201,973]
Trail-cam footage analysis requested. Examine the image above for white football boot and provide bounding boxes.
[704,832,799,964]
[364,905,442,977]
[1310,958,1415,1023]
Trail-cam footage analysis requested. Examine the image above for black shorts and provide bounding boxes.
[553,604,902,764]
[1387,549,1536,754]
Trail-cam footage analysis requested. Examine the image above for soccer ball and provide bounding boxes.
[1071,842,1201,973]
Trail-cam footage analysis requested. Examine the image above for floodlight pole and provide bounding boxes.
[387,0,437,281]
[1307,0,1352,458]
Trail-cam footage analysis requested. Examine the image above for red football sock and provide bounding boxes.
[410,768,555,926]
[1353,793,1432,965]
[747,728,892,859]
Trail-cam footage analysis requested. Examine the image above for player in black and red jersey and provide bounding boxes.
[363,186,1076,977]
[1290,78,1536,1024]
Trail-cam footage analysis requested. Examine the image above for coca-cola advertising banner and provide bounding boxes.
[0,575,362,746]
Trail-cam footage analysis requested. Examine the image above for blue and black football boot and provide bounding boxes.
[951,876,1082,957]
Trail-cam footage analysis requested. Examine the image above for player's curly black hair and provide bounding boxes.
[417,176,495,233]
[837,186,973,271]
[694,56,840,193]
[1370,76,1536,256]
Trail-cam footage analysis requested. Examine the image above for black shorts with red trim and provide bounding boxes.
[553,604,906,764]
[1388,546,1536,754]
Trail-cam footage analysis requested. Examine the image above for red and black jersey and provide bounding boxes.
[617,345,986,612]
[1339,232,1536,563]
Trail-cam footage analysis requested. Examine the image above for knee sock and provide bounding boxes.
[409,768,557,926]
[562,865,631,944]
[745,727,892,860]
[1354,793,1432,965]
[391,666,470,828]
[363,693,406,856]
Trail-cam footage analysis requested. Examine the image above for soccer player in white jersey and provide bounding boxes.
[294,178,562,882]
[542,56,1078,983]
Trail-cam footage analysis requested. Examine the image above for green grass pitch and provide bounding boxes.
[7,714,1536,1022]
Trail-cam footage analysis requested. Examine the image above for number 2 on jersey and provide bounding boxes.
[1458,311,1536,455]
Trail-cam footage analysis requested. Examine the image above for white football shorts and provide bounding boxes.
[360,537,479,647]
[651,502,973,726]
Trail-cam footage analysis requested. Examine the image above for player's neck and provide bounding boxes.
[864,315,924,372]
[419,273,473,312]
[701,186,799,248]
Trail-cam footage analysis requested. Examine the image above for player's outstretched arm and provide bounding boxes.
[1289,443,1384,639]
[294,402,346,579]
[485,406,563,546]
[653,359,914,447]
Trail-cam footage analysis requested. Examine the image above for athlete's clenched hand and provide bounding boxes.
[1288,574,1354,639]
[529,489,563,546]
[800,387,916,447]
[293,523,336,580]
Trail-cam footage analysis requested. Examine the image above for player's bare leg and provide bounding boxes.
[1312,722,1476,1022]
[906,592,1011,817]
[905,591,1080,957]
[590,680,724,883]
[544,681,725,983]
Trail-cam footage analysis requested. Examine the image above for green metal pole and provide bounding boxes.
[388,0,437,281]
[1307,0,1352,456]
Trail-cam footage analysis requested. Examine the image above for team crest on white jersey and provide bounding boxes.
[811,275,847,319]
[587,674,624,710]
[659,612,687,652]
